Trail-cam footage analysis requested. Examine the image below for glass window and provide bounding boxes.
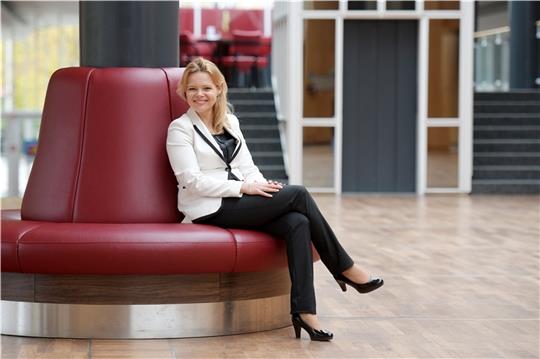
[347,1,377,10]
[304,1,339,10]
[474,30,510,91]
[303,20,335,118]
[303,127,335,188]
[424,1,460,11]
[427,127,459,188]
[386,1,415,11]
[428,20,460,118]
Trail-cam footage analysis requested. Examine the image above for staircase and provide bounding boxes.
[472,90,540,194]
[228,88,288,183]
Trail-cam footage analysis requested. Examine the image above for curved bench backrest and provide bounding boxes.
[22,67,188,223]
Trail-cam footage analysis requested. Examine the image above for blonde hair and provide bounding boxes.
[177,57,230,133]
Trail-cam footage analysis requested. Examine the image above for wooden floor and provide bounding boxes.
[2,194,539,359]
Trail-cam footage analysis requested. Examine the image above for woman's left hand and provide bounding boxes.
[267,180,285,187]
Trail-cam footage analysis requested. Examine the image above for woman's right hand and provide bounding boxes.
[240,181,282,197]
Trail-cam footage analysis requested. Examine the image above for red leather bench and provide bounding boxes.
[0,67,319,339]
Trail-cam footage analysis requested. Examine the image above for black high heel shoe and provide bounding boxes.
[291,313,333,341]
[334,273,384,293]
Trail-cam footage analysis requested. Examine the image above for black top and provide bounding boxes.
[213,131,239,180]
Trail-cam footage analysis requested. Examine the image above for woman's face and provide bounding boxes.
[185,72,220,118]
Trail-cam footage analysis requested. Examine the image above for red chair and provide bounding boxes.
[179,31,216,66]
[257,37,272,88]
[221,30,263,87]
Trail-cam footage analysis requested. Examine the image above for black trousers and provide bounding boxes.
[194,185,354,315]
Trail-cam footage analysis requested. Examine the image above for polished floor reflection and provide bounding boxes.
[303,144,334,188]
[303,145,459,190]
[2,194,539,358]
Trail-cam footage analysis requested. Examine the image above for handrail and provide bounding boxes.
[475,21,540,38]
[474,26,509,38]
[272,74,289,178]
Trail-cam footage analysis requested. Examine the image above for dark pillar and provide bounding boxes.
[509,1,538,89]
[80,1,178,67]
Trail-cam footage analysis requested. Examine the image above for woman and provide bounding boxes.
[166,58,383,341]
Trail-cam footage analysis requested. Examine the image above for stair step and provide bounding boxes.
[474,152,540,156]
[472,92,540,193]
[472,179,540,194]
[474,114,540,126]
[474,125,540,130]
[473,179,540,184]
[474,139,540,152]
[232,103,276,112]
[246,138,282,151]
[238,119,278,127]
[474,103,540,113]
[475,139,540,143]
[253,157,285,166]
[241,125,279,130]
[475,91,540,101]
[474,165,540,170]
[236,112,276,118]
[247,138,281,142]
[229,88,273,94]
[259,164,287,171]
[228,89,274,101]
[229,88,286,181]
[475,113,540,118]
[474,126,540,139]
[475,100,540,105]
[473,152,540,166]
[251,151,286,166]
[473,166,540,180]
[242,128,280,139]
[229,99,274,105]
[251,151,285,157]
[237,114,278,126]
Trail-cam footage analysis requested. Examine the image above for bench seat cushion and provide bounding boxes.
[2,210,323,275]
[18,223,237,275]
[3,210,237,275]
[1,210,44,272]
[230,229,320,272]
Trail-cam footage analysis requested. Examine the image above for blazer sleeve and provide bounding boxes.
[229,114,267,183]
[166,119,243,198]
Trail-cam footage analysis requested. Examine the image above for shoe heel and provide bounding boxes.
[293,323,301,339]
[336,279,347,292]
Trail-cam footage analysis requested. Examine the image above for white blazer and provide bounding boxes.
[166,108,267,223]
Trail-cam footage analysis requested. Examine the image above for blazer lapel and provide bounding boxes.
[187,108,244,163]
[187,108,224,158]
[223,124,242,161]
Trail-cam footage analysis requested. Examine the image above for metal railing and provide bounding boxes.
[474,26,510,91]
[474,21,540,91]
[271,2,290,177]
